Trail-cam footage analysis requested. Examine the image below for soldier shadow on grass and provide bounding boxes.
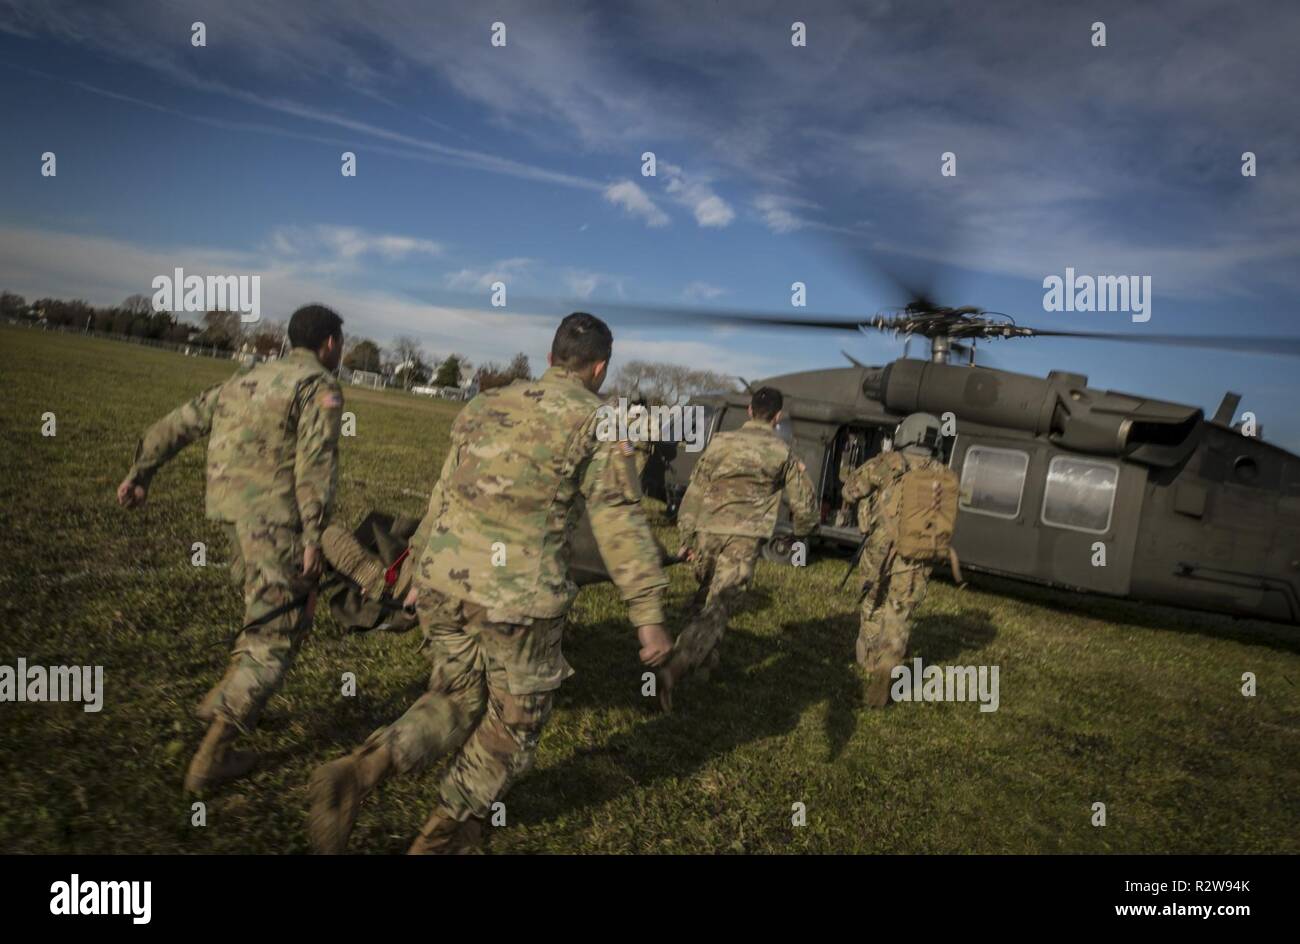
[908,609,999,665]
[501,629,845,826]
[279,628,444,754]
[516,602,1003,828]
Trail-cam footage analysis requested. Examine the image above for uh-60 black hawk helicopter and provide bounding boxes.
[630,298,1300,627]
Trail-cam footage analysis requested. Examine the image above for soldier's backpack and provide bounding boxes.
[895,460,960,562]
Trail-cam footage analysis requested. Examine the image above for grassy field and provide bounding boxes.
[1,322,1297,854]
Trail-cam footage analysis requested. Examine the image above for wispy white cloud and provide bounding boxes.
[563,269,626,300]
[5,0,1300,310]
[443,258,535,292]
[753,193,815,234]
[602,180,671,228]
[661,163,734,228]
[682,281,727,301]
[269,225,442,262]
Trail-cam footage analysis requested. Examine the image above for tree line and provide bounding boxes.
[608,359,738,404]
[1,291,291,353]
[4,291,738,401]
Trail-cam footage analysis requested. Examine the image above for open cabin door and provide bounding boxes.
[817,424,889,541]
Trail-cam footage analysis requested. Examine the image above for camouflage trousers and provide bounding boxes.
[359,587,571,823]
[857,551,931,699]
[197,519,314,730]
[672,533,763,673]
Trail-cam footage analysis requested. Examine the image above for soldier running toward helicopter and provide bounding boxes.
[841,412,960,707]
[656,386,819,711]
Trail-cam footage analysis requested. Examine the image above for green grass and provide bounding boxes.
[1,322,1297,854]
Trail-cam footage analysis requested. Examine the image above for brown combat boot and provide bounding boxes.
[307,742,395,854]
[184,718,257,794]
[864,665,894,708]
[407,811,486,855]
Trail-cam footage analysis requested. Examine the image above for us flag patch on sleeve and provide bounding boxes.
[322,392,343,409]
[619,441,635,457]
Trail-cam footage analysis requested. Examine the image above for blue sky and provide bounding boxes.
[2,0,1298,448]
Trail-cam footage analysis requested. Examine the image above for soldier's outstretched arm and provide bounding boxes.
[578,422,670,662]
[293,377,344,549]
[118,382,224,507]
[783,454,820,536]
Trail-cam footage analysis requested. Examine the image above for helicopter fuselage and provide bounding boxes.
[649,359,1300,625]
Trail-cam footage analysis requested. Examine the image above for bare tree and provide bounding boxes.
[0,291,27,319]
[199,310,243,351]
[121,294,153,316]
[613,360,737,404]
[250,319,287,356]
[507,352,532,381]
[392,335,432,389]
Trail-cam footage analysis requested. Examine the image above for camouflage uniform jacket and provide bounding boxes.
[677,419,819,540]
[127,348,344,545]
[842,448,947,560]
[409,366,668,626]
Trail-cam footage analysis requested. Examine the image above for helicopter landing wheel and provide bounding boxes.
[762,534,798,566]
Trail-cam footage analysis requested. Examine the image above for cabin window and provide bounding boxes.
[1041,456,1119,534]
[959,446,1029,519]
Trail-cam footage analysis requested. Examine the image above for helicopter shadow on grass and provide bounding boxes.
[517,601,996,828]
[967,573,1300,656]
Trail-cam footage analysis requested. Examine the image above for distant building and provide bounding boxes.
[410,384,476,401]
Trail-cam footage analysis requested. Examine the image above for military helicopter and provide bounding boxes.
[628,297,1300,626]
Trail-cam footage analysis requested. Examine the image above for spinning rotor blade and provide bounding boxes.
[408,285,1300,359]
[500,296,873,332]
[1020,327,1300,358]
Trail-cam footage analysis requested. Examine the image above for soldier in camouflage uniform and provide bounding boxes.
[117,305,345,792]
[658,387,818,710]
[308,313,673,855]
[842,413,950,708]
